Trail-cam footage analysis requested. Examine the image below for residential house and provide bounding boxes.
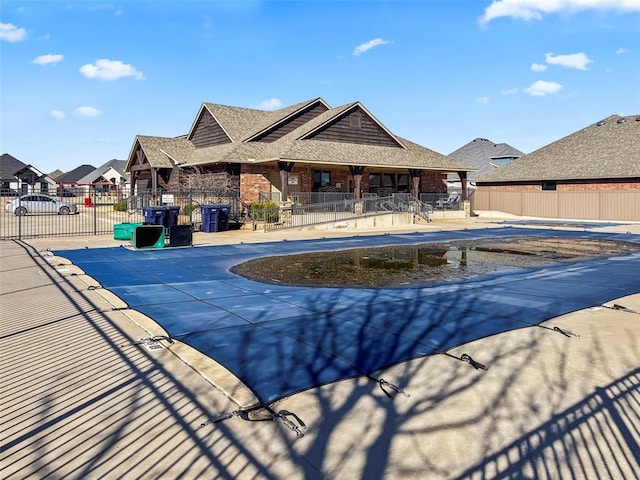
[474,114,640,221]
[0,153,57,195]
[125,98,474,205]
[55,164,98,186]
[447,138,524,191]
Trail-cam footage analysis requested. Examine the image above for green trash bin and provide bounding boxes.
[131,225,165,249]
[114,222,144,240]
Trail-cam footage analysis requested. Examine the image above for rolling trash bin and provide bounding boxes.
[131,225,165,249]
[214,204,231,232]
[142,206,166,226]
[168,225,192,247]
[200,205,220,233]
[164,206,180,228]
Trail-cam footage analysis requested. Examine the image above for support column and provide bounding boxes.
[457,171,468,200]
[151,167,158,198]
[277,161,295,202]
[409,169,422,199]
[348,165,366,200]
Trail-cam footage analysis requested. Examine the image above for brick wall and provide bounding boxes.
[479,178,640,191]
[241,164,455,202]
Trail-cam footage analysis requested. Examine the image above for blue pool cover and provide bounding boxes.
[56,227,640,405]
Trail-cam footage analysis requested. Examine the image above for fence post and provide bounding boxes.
[93,186,98,235]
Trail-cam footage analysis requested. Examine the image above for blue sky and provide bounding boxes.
[1,0,639,174]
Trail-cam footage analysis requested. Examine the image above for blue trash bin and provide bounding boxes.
[142,206,166,225]
[213,204,231,231]
[164,205,180,228]
[200,205,219,233]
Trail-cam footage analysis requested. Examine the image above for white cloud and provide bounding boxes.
[616,47,627,54]
[32,54,64,66]
[531,63,547,72]
[500,88,518,95]
[256,98,283,110]
[524,80,563,96]
[0,22,27,42]
[545,52,593,70]
[50,110,66,119]
[353,38,391,56]
[476,96,490,104]
[480,0,640,24]
[73,106,102,117]
[79,59,145,81]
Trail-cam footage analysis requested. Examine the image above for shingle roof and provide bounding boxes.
[477,115,640,183]
[75,159,129,185]
[129,98,474,174]
[56,164,98,184]
[0,153,27,180]
[447,138,524,181]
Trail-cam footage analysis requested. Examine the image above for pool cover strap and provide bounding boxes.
[199,406,306,437]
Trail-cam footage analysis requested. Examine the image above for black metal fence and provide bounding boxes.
[261,194,432,232]
[0,187,244,240]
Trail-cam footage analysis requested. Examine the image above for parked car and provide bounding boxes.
[5,194,78,216]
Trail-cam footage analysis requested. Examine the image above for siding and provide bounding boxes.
[252,103,329,143]
[306,107,402,148]
[190,109,231,148]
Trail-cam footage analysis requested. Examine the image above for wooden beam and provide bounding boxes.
[129,164,152,172]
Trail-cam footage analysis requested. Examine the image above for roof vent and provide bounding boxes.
[596,120,606,126]
[617,117,626,124]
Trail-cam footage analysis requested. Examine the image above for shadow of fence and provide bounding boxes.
[454,367,640,480]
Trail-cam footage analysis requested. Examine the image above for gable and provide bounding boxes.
[303,106,403,148]
[251,102,330,143]
[190,108,232,148]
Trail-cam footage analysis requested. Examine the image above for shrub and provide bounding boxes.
[181,203,200,216]
[249,201,279,222]
[113,202,128,212]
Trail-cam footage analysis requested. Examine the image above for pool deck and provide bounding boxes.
[2,217,640,479]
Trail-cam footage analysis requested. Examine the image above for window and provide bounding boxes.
[541,181,557,191]
[313,170,331,190]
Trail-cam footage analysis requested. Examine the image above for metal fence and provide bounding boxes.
[0,187,244,240]
[260,194,432,232]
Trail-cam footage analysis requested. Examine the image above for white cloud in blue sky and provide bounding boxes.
[0,22,27,42]
[79,59,145,81]
[255,98,283,110]
[1,1,638,172]
[353,38,391,56]
[73,106,102,117]
[481,0,640,23]
[524,80,564,96]
[32,54,64,66]
[545,52,593,70]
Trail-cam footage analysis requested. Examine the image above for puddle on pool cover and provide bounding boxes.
[232,236,639,288]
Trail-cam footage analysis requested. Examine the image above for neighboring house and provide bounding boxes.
[48,169,65,181]
[447,138,524,191]
[474,114,640,221]
[125,98,474,203]
[0,153,57,195]
[55,164,97,186]
[75,159,130,197]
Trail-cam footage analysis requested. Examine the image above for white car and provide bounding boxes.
[5,194,78,216]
